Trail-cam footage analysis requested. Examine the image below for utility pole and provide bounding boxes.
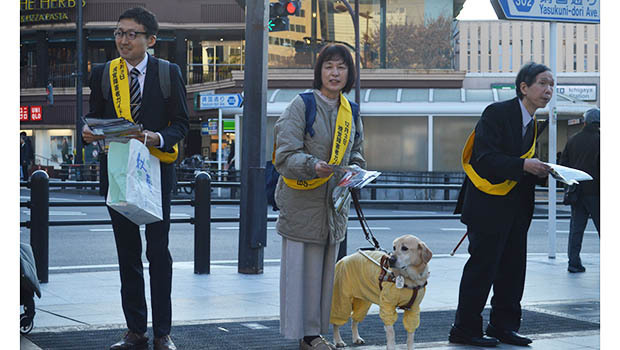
[75,1,84,164]
[238,0,268,274]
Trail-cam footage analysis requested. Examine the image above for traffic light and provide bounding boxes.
[268,0,301,32]
[284,1,301,16]
[46,82,54,105]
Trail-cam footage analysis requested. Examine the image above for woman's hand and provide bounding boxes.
[314,160,334,178]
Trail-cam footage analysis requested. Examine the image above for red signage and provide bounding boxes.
[30,106,42,121]
[20,106,29,121]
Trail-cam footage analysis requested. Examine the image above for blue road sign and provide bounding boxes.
[490,0,599,23]
[197,93,244,110]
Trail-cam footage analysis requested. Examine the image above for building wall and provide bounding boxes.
[456,20,599,73]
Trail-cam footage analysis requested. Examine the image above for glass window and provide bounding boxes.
[401,89,429,102]
[343,89,368,102]
[465,89,494,102]
[363,116,428,171]
[267,0,452,70]
[497,89,517,101]
[274,89,307,102]
[434,89,462,102]
[367,89,397,102]
[433,116,479,171]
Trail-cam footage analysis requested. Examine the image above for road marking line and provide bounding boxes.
[215,226,391,231]
[49,259,282,271]
[557,230,598,234]
[89,228,145,232]
[170,213,190,217]
[49,211,87,216]
[441,228,467,231]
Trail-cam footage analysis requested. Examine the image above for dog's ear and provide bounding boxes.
[418,241,433,264]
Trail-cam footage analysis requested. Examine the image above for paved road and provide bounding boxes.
[19,189,600,269]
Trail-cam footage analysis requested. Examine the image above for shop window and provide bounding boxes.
[433,116,478,171]
[363,116,428,171]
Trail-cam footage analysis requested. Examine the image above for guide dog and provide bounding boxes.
[330,234,432,350]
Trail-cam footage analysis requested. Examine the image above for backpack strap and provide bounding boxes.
[101,61,112,101]
[299,91,360,138]
[299,92,316,137]
[101,57,171,101]
[157,58,171,99]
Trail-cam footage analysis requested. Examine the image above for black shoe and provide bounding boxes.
[486,324,532,346]
[449,325,499,347]
[568,265,586,273]
[110,330,148,350]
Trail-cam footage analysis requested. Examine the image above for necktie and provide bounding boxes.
[522,119,534,154]
[129,68,141,123]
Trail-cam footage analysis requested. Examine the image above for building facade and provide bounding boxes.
[20,0,597,175]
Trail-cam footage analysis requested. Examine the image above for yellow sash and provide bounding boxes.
[109,57,178,163]
[279,93,353,190]
[461,120,537,196]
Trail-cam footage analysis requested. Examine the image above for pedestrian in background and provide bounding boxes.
[20,131,34,180]
[82,7,188,350]
[450,62,553,347]
[273,44,365,350]
[559,108,600,273]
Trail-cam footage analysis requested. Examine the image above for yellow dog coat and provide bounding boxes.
[330,250,426,333]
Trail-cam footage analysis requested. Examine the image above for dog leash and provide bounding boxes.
[350,189,383,251]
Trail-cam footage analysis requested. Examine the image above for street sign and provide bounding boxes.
[490,0,599,24]
[557,84,597,101]
[197,93,243,110]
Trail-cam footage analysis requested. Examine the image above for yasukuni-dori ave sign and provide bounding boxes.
[490,0,600,24]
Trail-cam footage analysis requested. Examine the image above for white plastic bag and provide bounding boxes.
[106,139,163,225]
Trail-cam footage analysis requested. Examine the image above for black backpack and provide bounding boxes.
[266,92,360,211]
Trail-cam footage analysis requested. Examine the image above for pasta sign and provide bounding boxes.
[20,0,87,25]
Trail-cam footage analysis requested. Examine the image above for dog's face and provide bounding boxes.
[388,234,432,280]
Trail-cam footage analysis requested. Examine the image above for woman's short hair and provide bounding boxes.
[515,62,551,99]
[313,44,356,93]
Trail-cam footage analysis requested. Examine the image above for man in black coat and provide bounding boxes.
[82,7,188,350]
[448,62,553,347]
[559,108,600,273]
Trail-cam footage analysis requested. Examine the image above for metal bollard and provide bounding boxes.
[194,171,211,274]
[30,170,49,283]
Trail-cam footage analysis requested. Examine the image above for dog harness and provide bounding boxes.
[378,255,427,310]
[357,249,427,311]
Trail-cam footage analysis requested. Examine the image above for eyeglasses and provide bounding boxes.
[113,29,148,40]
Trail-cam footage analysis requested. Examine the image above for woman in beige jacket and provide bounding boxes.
[274,44,366,350]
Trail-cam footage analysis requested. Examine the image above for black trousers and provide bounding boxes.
[106,163,174,338]
[454,210,532,336]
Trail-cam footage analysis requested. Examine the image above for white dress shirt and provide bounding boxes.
[518,99,534,138]
[125,54,165,149]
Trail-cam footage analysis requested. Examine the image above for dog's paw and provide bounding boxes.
[335,340,347,348]
[352,337,365,345]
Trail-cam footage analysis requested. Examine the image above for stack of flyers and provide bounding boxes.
[83,117,143,143]
[334,165,381,189]
[332,165,381,213]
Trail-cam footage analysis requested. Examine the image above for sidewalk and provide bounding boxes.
[21,253,600,349]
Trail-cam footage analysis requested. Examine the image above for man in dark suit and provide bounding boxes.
[82,7,188,350]
[559,108,600,273]
[448,62,553,347]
